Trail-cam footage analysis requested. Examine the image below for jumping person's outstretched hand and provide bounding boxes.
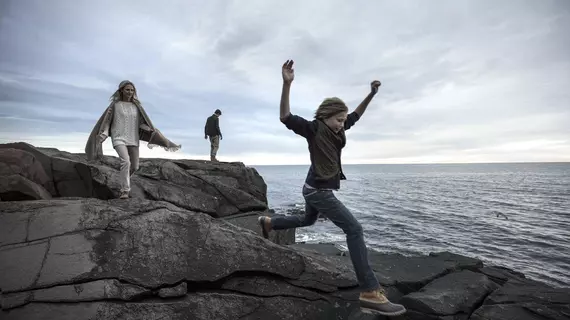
[354,80,382,117]
[370,80,381,95]
[97,133,108,142]
[282,60,295,83]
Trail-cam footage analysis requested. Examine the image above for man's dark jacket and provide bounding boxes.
[204,114,222,137]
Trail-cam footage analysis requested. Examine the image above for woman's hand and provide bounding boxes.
[370,80,381,95]
[282,60,295,84]
[97,133,108,142]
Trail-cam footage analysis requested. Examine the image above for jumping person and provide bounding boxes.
[258,60,406,316]
[204,109,223,162]
[85,80,181,199]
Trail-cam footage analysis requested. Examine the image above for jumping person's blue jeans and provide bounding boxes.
[271,185,380,291]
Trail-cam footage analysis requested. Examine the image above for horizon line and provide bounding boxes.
[1,141,568,167]
[249,161,570,166]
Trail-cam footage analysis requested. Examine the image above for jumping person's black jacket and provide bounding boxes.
[205,115,222,138]
[281,111,360,190]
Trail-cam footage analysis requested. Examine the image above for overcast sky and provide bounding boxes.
[1,0,569,165]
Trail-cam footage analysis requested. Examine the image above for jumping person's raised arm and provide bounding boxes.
[353,80,381,118]
[344,80,381,130]
[280,60,294,122]
[279,60,316,139]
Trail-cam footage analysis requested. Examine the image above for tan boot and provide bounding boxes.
[360,288,406,316]
[119,191,129,199]
[257,216,271,239]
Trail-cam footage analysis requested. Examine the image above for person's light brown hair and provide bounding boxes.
[314,97,348,120]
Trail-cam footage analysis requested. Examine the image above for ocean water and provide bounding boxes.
[253,163,570,288]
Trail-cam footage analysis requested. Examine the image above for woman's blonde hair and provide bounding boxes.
[314,97,348,120]
[110,80,141,106]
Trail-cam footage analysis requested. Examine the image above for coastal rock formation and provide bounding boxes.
[1,142,568,319]
[0,142,267,217]
[0,142,293,244]
[294,243,570,320]
[0,199,359,319]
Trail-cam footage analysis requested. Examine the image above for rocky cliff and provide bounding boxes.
[1,143,568,320]
[0,142,294,245]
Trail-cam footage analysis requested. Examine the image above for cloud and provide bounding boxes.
[0,0,569,164]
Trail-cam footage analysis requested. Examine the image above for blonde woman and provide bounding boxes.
[258,61,406,316]
[85,80,181,199]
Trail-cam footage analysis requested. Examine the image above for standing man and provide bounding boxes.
[204,109,222,162]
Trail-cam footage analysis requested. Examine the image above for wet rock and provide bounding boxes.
[478,265,528,285]
[471,281,570,320]
[428,251,484,270]
[400,270,499,318]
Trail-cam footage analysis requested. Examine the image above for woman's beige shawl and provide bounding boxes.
[85,101,181,161]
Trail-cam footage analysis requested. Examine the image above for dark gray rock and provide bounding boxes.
[158,282,187,298]
[343,249,484,295]
[471,303,570,320]
[485,281,570,306]
[478,265,528,285]
[2,279,150,309]
[0,146,56,195]
[0,142,268,217]
[368,253,455,294]
[221,275,328,301]
[0,198,359,319]
[400,270,499,318]
[288,242,344,256]
[0,143,294,241]
[0,174,52,200]
[1,292,358,320]
[293,243,570,320]
[428,251,483,270]
[288,243,404,305]
[173,158,268,205]
[467,265,570,320]
[288,244,492,308]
